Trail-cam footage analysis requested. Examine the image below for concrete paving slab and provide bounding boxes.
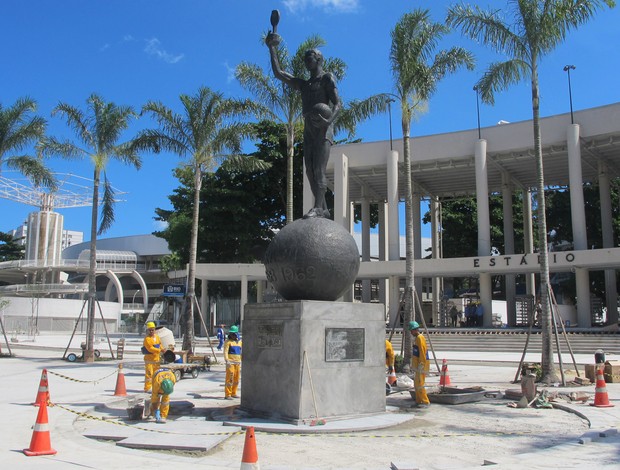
[115,430,231,451]
[222,410,417,434]
[83,424,142,441]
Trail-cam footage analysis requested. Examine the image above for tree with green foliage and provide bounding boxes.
[41,94,141,362]
[134,87,269,352]
[0,231,25,262]
[0,97,54,188]
[154,120,302,268]
[447,0,615,384]
[389,9,475,368]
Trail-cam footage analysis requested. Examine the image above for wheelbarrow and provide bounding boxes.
[66,342,100,362]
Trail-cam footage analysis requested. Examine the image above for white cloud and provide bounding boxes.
[123,35,135,42]
[223,61,236,83]
[153,220,168,231]
[283,0,359,13]
[144,38,184,64]
[100,43,110,52]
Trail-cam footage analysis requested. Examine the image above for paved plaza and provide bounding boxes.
[2,334,620,469]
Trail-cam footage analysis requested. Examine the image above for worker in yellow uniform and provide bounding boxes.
[385,339,395,372]
[408,321,430,407]
[223,325,242,399]
[149,368,176,423]
[385,338,397,391]
[142,321,162,393]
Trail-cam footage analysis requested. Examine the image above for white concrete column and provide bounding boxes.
[387,150,401,327]
[413,195,423,302]
[333,152,349,229]
[431,197,441,324]
[475,139,492,326]
[387,150,400,261]
[362,198,371,303]
[567,124,590,327]
[567,124,587,250]
[523,189,535,297]
[502,173,516,326]
[256,280,264,304]
[240,275,248,325]
[599,161,618,324]
[378,202,388,317]
[201,279,209,335]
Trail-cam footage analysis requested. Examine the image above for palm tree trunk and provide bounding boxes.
[402,115,414,371]
[531,62,558,384]
[286,127,295,223]
[182,166,202,352]
[85,167,100,363]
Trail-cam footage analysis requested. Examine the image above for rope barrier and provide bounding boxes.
[52,401,541,439]
[53,402,244,436]
[47,369,117,384]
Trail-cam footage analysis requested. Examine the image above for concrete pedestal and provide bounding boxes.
[241,301,385,424]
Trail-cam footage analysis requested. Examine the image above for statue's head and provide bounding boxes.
[304,49,324,68]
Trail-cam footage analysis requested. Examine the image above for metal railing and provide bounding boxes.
[0,283,88,295]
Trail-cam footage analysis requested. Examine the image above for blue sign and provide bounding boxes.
[163,284,186,297]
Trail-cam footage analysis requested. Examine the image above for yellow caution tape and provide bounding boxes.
[48,369,117,384]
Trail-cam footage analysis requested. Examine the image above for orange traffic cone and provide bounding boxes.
[590,365,614,408]
[439,359,452,387]
[24,401,57,456]
[387,370,397,386]
[33,369,50,407]
[114,363,127,396]
[240,426,260,469]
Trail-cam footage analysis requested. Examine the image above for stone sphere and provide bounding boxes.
[264,217,360,301]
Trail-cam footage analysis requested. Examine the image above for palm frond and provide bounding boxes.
[38,137,86,159]
[446,4,526,59]
[51,102,93,148]
[98,174,116,235]
[5,155,57,189]
[336,94,392,137]
[235,62,282,116]
[221,155,272,172]
[475,59,529,105]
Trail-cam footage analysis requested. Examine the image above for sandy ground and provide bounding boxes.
[204,393,589,469]
[4,338,620,469]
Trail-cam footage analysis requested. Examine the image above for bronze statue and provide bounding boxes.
[266,10,342,219]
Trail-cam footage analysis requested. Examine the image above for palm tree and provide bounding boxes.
[447,0,615,384]
[389,9,475,368]
[42,94,141,362]
[235,35,346,223]
[134,86,268,352]
[0,97,54,188]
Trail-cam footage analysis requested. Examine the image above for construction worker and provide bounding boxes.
[408,321,430,408]
[142,321,162,393]
[385,339,395,373]
[223,325,242,399]
[149,368,176,423]
[216,324,225,351]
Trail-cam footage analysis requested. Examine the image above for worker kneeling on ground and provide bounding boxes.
[409,321,430,408]
[149,368,176,423]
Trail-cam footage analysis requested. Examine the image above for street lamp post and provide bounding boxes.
[132,289,141,332]
[563,65,576,124]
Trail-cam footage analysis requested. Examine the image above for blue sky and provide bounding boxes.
[2,0,619,243]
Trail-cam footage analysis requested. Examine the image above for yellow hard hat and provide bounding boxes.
[146,321,156,329]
